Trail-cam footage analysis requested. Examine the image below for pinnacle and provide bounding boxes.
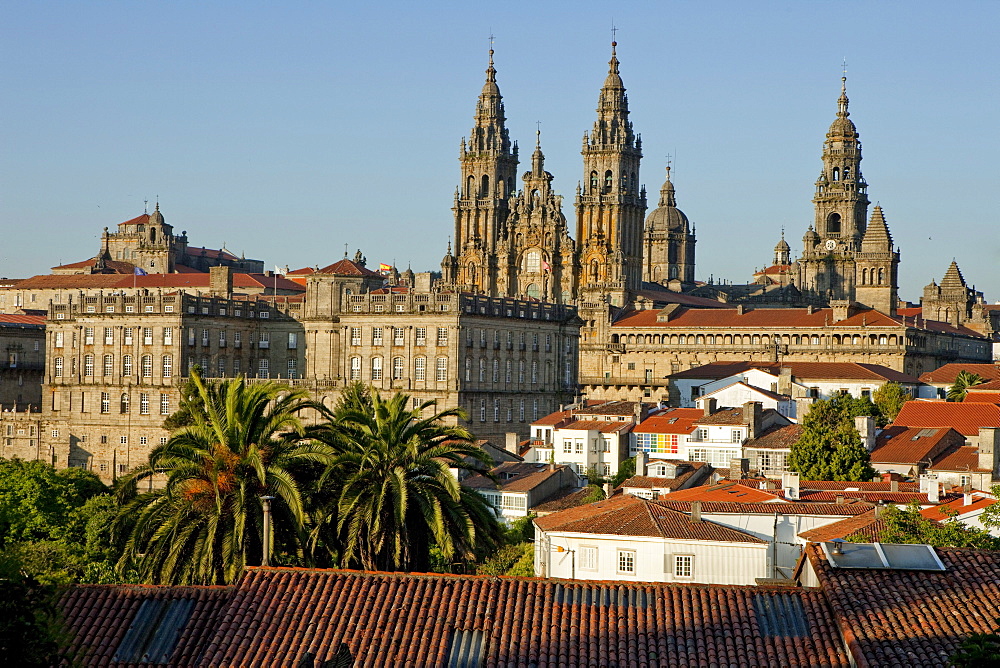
[861,205,893,251]
[941,260,967,289]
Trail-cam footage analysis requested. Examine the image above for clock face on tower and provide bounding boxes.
[825,239,837,251]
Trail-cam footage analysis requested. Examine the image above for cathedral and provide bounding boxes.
[440,43,696,308]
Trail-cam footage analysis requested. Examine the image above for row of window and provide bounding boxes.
[55,327,295,349]
[56,354,296,380]
[349,356,448,382]
[350,326,448,347]
[476,398,540,423]
[92,392,172,415]
[464,329,558,352]
[561,438,612,454]
[612,332,903,347]
[575,546,693,578]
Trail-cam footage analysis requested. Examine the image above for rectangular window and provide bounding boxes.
[436,357,447,382]
[350,357,361,381]
[351,327,362,345]
[139,393,149,415]
[563,439,573,454]
[234,331,242,348]
[54,357,63,377]
[84,327,94,345]
[100,392,110,414]
[163,327,173,345]
[218,357,227,376]
[580,546,598,571]
[258,332,269,349]
[188,328,196,346]
[219,330,227,347]
[160,394,170,415]
[414,357,426,381]
[575,439,583,454]
[103,355,113,376]
[393,327,404,346]
[120,435,128,445]
[493,399,500,422]
[286,358,297,378]
[436,327,448,346]
[480,400,487,422]
[371,357,382,381]
[140,436,147,445]
[141,356,152,378]
[618,550,636,575]
[392,356,404,380]
[674,554,693,578]
[287,333,297,349]
[415,327,426,346]
[372,327,383,346]
[233,358,241,375]
[143,327,153,345]
[104,327,114,345]
[731,429,743,443]
[201,328,209,346]
[519,399,525,422]
[84,355,94,377]
[55,332,64,348]
[160,437,168,445]
[258,358,269,379]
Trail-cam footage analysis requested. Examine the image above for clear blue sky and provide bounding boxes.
[3,1,998,301]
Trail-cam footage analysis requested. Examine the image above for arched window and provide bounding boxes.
[162,355,172,378]
[467,175,475,196]
[84,354,94,377]
[590,171,599,191]
[811,336,820,345]
[497,177,505,197]
[103,354,113,377]
[414,356,426,381]
[604,170,613,192]
[879,335,888,346]
[827,212,842,235]
[54,357,63,377]
[862,268,868,285]
[120,393,130,414]
[832,167,840,181]
[878,268,884,285]
[371,357,383,381]
[392,356,404,380]
[843,167,850,180]
[141,355,152,378]
[481,174,489,197]
[620,173,628,192]
[350,357,361,381]
[525,251,540,273]
[122,354,132,376]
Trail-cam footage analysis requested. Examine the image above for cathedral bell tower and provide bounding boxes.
[798,77,871,301]
[445,47,519,295]
[575,41,646,307]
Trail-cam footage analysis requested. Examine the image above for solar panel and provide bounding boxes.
[821,542,946,571]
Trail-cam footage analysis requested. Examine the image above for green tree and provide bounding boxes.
[871,382,909,426]
[951,618,1000,667]
[0,552,68,666]
[309,390,502,572]
[114,373,331,585]
[948,370,986,402]
[789,396,878,481]
[161,365,206,430]
[611,457,636,487]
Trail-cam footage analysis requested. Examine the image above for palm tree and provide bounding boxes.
[309,386,501,572]
[948,370,986,402]
[113,372,333,585]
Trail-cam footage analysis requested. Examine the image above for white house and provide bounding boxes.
[533,495,769,585]
[462,462,580,522]
[921,492,1000,536]
[695,381,794,419]
[683,401,791,470]
[527,400,651,476]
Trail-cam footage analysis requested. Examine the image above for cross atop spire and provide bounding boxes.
[838,75,850,117]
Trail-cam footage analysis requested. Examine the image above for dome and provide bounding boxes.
[645,167,688,232]
[775,237,791,252]
[828,116,858,137]
[149,202,165,225]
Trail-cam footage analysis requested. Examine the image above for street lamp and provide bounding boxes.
[260,496,275,567]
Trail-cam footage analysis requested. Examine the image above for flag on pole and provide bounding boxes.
[379,262,393,273]
[133,266,147,275]
[542,260,551,272]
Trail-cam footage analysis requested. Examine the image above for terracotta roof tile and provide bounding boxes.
[317,258,382,277]
[920,495,999,521]
[962,391,1000,403]
[798,509,945,542]
[558,419,634,433]
[869,426,963,465]
[918,363,1000,384]
[670,360,920,383]
[0,314,46,326]
[632,408,703,434]
[892,401,1000,436]
[927,445,992,473]
[535,494,766,543]
[658,482,786,503]
[531,409,574,426]
[655,500,874,516]
[746,423,803,450]
[807,543,1000,667]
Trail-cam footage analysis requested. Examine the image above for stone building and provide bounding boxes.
[0,313,46,408]
[302,256,582,445]
[39,291,305,480]
[642,167,695,289]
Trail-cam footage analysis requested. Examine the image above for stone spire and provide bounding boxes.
[658,166,677,207]
[860,205,893,252]
[531,128,544,175]
[468,47,512,155]
[940,260,967,289]
[589,41,634,149]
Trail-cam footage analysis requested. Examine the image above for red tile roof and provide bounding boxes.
[632,408,703,435]
[317,258,382,277]
[797,490,958,505]
[535,494,766,543]
[927,445,991,473]
[659,482,786,503]
[656,500,874,516]
[963,391,1000,403]
[798,509,885,542]
[869,426,963,465]
[695,406,781,426]
[557,419,634,433]
[670,360,920,383]
[920,494,998,521]
[461,462,571,493]
[797,480,921,492]
[892,401,1000,436]
[807,543,1000,667]
[0,314,46,326]
[531,409,573,426]
[918,363,1000,384]
[184,246,240,261]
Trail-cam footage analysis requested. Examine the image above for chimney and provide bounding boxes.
[635,451,647,477]
[978,427,1000,475]
[730,458,749,480]
[778,367,793,396]
[505,432,519,455]
[736,304,746,315]
[690,500,702,523]
[855,416,876,452]
[795,397,815,421]
[210,265,233,297]
[743,401,762,439]
[964,492,974,507]
[874,501,884,518]
[703,397,717,417]
[602,482,612,497]
[920,475,940,503]
[781,471,800,500]
[835,494,845,505]
[634,402,649,423]
[890,479,898,493]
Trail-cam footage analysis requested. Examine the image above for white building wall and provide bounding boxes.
[548,427,627,476]
[537,530,769,586]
